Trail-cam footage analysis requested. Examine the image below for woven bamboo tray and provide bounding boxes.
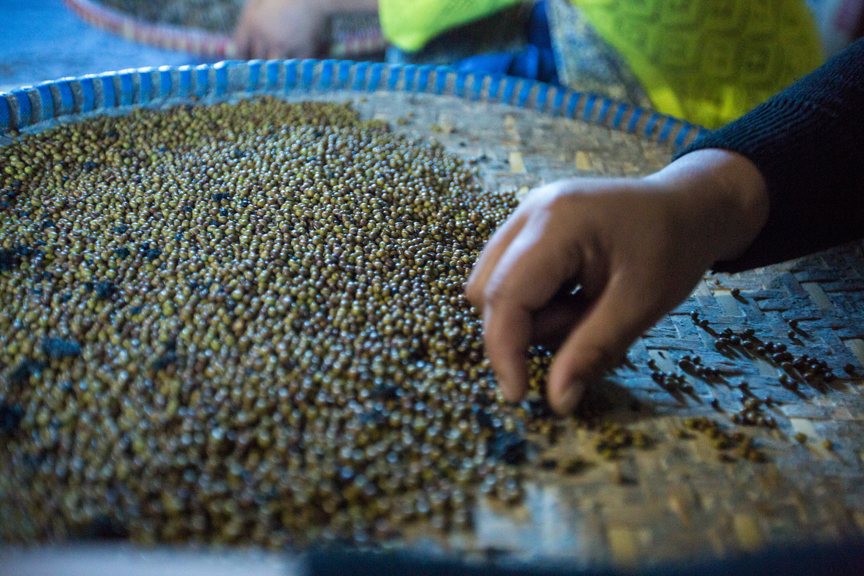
[2,61,863,569]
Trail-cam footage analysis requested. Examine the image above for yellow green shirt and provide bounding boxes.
[379,0,824,128]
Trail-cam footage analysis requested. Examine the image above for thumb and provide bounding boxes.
[546,272,658,414]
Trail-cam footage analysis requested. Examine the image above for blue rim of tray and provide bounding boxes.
[0,59,708,150]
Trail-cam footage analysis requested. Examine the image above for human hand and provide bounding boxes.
[234,0,329,60]
[465,149,769,414]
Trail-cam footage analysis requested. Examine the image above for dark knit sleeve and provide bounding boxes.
[676,38,864,273]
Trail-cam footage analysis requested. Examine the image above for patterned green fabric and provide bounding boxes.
[379,0,523,52]
[385,4,532,66]
[379,0,824,127]
[570,0,824,128]
[546,0,652,108]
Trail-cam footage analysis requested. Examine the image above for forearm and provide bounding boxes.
[677,38,864,272]
[647,149,768,265]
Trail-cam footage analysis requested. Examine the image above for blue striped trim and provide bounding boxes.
[35,84,54,123]
[550,88,566,116]
[158,68,172,98]
[657,117,676,144]
[627,108,644,134]
[501,77,519,105]
[12,90,31,127]
[0,95,10,132]
[582,94,597,122]
[516,81,533,107]
[100,75,116,109]
[214,62,229,95]
[403,66,417,92]
[467,73,480,100]
[0,60,699,151]
[453,71,469,98]
[177,67,192,97]
[564,93,580,119]
[247,60,262,92]
[470,74,485,101]
[319,60,334,90]
[285,60,299,91]
[535,84,549,111]
[139,69,154,103]
[335,61,352,90]
[434,66,450,95]
[367,63,385,92]
[643,113,660,138]
[265,61,280,91]
[195,66,210,97]
[674,123,709,149]
[119,73,134,106]
[674,124,692,149]
[611,103,627,129]
[386,66,400,90]
[80,77,95,112]
[486,75,503,102]
[416,66,431,93]
[596,98,612,124]
[56,81,74,115]
[351,61,369,91]
[303,60,317,90]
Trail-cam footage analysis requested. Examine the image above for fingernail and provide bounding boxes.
[555,382,585,414]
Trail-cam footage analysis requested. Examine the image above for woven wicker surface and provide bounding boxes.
[344,91,864,565]
[1,62,863,566]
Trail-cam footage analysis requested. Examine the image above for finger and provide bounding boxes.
[468,183,574,305]
[529,290,591,350]
[482,219,583,401]
[547,272,659,414]
[465,210,528,305]
[483,299,531,402]
[468,182,574,305]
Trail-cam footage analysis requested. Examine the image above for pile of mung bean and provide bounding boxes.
[0,98,558,546]
[2,95,821,549]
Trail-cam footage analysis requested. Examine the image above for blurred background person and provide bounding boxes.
[235,0,864,128]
